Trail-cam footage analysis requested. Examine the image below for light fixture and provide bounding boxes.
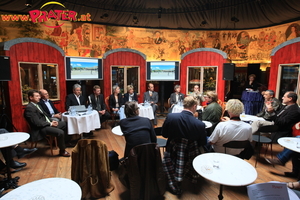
[231,16,239,23]
[132,16,138,24]
[25,0,33,7]
[158,7,162,19]
[200,20,207,27]
[100,13,109,20]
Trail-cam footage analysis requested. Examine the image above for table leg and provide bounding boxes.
[218,184,223,200]
[2,147,20,189]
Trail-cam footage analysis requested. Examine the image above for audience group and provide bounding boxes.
[2,80,300,197]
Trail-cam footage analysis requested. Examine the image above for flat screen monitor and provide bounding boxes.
[66,57,103,80]
[146,61,180,81]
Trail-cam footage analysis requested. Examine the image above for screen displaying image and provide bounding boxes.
[70,58,98,79]
[66,57,102,80]
[147,61,179,81]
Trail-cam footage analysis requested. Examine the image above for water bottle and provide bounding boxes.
[70,107,76,116]
[197,109,202,121]
[87,104,92,114]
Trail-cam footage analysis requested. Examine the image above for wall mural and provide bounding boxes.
[0,18,299,62]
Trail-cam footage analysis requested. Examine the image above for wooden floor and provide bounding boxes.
[7,118,297,200]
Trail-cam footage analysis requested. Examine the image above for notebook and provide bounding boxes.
[69,105,87,112]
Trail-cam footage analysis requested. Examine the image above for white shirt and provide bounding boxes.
[43,99,55,116]
[208,120,252,155]
[74,94,81,105]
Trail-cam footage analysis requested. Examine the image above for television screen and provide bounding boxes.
[146,61,180,81]
[66,57,103,80]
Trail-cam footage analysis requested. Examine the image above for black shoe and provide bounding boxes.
[284,172,298,178]
[17,148,38,159]
[10,161,26,169]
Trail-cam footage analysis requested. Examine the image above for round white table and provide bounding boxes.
[278,137,300,153]
[62,110,100,135]
[240,114,265,123]
[112,125,123,136]
[172,105,203,113]
[119,104,154,120]
[0,132,29,189]
[193,152,257,200]
[1,177,82,200]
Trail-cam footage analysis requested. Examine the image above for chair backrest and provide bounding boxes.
[223,140,254,159]
[167,98,170,107]
[258,125,278,133]
[154,127,163,136]
[105,96,111,112]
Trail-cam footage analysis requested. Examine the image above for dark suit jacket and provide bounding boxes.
[65,93,86,111]
[39,99,59,118]
[169,92,184,106]
[24,103,52,142]
[109,93,123,111]
[143,91,158,104]
[162,110,207,146]
[123,92,138,102]
[88,94,106,111]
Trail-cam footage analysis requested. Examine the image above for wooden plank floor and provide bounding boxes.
[6,118,297,199]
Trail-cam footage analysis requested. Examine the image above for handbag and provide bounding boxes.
[118,157,129,188]
[108,150,119,171]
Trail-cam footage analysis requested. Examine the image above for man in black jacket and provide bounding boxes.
[39,89,61,121]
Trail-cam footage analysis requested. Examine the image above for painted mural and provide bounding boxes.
[0,15,299,62]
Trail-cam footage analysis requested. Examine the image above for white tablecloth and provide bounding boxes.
[172,105,203,113]
[193,153,257,186]
[1,177,82,200]
[240,114,265,123]
[62,110,101,135]
[0,132,29,148]
[120,104,154,120]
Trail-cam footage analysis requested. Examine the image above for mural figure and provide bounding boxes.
[286,23,300,40]
[237,31,250,49]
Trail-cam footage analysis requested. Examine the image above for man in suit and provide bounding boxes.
[252,91,300,141]
[143,83,159,127]
[24,90,70,157]
[65,84,86,111]
[39,89,61,121]
[88,85,110,124]
[168,84,184,113]
[162,96,207,145]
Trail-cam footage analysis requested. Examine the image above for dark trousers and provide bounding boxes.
[40,121,67,151]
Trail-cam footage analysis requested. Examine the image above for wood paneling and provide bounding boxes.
[181,51,226,101]
[270,42,300,93]
[103,51,146,102]
[4,41,66,132]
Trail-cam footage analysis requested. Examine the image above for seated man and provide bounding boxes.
[65,84,86,111]
[162,96,207,195]
[202,91,222,133]
[119,101,156,157]
[88,85,110,125]
[24,89,70,157]
[256,89,281,120]
[39,89,62,121]
[143,83,158,127]
[0,128,37,171]
[208,99,252,155]
[251,91,300,142]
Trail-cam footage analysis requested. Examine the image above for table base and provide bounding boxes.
[218,184,223,200]
[0,176,20,190]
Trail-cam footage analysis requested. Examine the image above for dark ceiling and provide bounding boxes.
[1,0,300,30]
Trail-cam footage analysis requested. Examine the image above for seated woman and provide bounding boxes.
[168,85,184,113]
[123,85,138,102]
[109,85,123,115]
[119,101,157,157]
[207,99,252,155]
[190,85,203,105]
[202,91,222,134]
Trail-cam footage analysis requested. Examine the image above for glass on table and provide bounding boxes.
[213,154,220,169]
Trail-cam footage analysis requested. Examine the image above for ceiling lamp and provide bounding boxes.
[132,16,139,24]
[231,16,239,23]
[100,13,109,20]
[200,20,207,27]
[25,0,33,7]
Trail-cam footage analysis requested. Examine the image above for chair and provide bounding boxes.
[154,127,167,152]
[223,140,253,160]
[26,121,58,156]
[252,125,278,167]
[71,139,114,199]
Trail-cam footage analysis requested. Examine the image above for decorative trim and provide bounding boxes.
[103,48,146,59]
[181,48,227,60]
[0,37,65,56]
[271,38,300,56]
